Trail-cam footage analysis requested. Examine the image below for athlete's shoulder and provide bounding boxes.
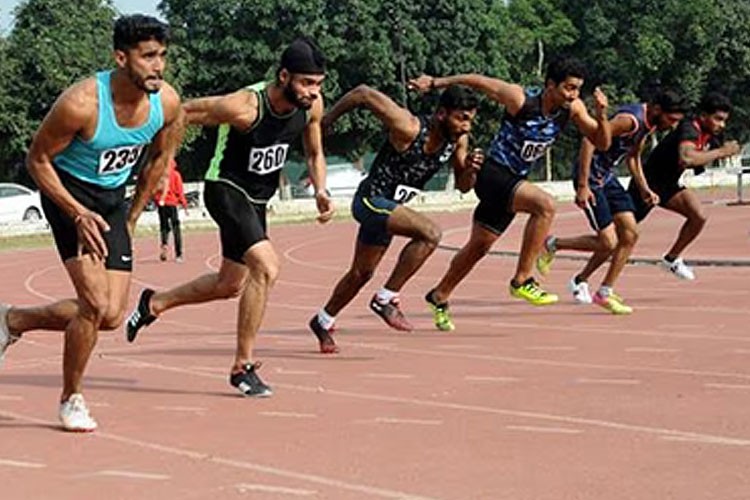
[54,77,98,121]
[158,82,182,119]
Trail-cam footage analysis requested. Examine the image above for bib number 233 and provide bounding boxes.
[248,144,289,175]
[98,144,147,176]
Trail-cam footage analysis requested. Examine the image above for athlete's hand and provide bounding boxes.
[75,210,110,260]
[575,185,595,210]
[721,140,741,158]
[315,191,335,224]
[466,148,484,172]
[593,87,608,118]
[641,188,660,207]
[407,75,434,94]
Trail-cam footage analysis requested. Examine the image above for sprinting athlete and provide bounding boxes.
[309,85,481,352]
[409,57,611,331]
[125,38,334,396]
[0,15,181,432]
[537,90,687,314]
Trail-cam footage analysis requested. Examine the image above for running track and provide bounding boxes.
[1,198,749,499]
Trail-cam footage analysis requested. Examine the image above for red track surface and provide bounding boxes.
[1,198,749,499]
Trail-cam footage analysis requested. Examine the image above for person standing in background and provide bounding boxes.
[154,158,188,262]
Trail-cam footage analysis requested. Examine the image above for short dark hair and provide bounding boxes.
[699,92,732,115]
[439,85,479,111]
[113,15,170,52]
[545,56,587,86]
[652,89,689,114]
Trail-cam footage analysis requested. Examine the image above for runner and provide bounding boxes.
[536,89,688,313]
[0,15,181,432]
[309,84,481,352]
[125,38,334,396]
[409,57,611,331]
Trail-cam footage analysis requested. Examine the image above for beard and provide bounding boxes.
[283,82,312,109]
[439,119,465,142]
[126,66,162,94]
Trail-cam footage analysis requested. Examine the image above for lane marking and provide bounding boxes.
[235,483,317,496]
[0,458,46,469]
[576,378,642,386]
[505,425,583,435]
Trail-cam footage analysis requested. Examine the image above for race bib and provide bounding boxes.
[98,144,147,176]
[394,184,421,204]
[519,140,552,162]
[248,144,289,175]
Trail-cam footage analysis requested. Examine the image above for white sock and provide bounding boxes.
[317,308,336,330]
[375,287,398,304]
[598,285,612,298]
[546,236,557,252]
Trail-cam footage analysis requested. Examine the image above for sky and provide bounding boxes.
[0,0,161,34]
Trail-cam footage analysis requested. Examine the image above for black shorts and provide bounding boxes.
[473,159,525,234]
[203,180,268,264]
[41,169,132,271]
[627,178,685,223]
[577,176,635,231]
[351,191,399,247]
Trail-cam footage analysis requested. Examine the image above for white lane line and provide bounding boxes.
[0,458,46,469]
[0,395,23,401]
[373,417,443,426]
[704,383,750,390]
[91,470,170,480]
[625,347,681,353]
[505,425,583,435]
[258,411,317,419]
[524,346,577,352]
[435,344,479,350]
[576,378,642,386]
[154,405,207,413]
[235,483,317,496]
[274,368,320,376]
[362,373,414,380]
[275,340,311,346]
[732,349,750,354]
[464,376,519,383]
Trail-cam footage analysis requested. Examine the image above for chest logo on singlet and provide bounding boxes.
[248,144,289,175]
[520,140,553,162]
[438,144,456,163]
[394,184,421,204]
[98,144,148,176]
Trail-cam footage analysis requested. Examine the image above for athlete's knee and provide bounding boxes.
[691,211,708,228]
[349,266,375,286]
[534,195,556,219]
[78,295,110,325]
[256,256,280,286]
[421,224,442,249]
[598,232,618,252]
[100,306,126,330]
[619,227,638,247]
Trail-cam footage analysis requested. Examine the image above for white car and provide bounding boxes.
[0,183,44,223]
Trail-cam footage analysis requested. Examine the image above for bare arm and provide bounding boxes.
[26,79,111,258]
[451,135,484,193]
[184,89,258,130]
[574,138,596,209]
[409,74,525,115]
[679,140,740,169]
[323,85,419,150]
[304,97,335,223]
[570,87,611,151]
[127,84,183,230]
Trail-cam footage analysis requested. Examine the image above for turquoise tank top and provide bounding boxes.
[53,70,164,188]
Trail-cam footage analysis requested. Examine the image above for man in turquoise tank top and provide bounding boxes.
[126,38,333,397]
[0,15,182,432]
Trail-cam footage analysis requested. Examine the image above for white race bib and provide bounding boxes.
[98,144,147,176]
[248,144,289,175]
[519,140,552,162]
[394,184,422,204]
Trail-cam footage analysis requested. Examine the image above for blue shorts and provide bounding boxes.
[351,192,398,247]
[575,176,635,232]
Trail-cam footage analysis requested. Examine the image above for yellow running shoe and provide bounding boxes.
[536,236,556,276]
[593,291,633,315]
[425,291,455,331]
[509,278,559,306]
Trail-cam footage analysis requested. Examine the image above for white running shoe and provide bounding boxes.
[0,304,20,365]
[568,278,593,304]
[661,257,695,281]
[59,393,98,432]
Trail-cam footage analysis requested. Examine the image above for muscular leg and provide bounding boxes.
[510,181,556,284]
[663,189,707,259]
[382,206,442,292]
[601,212,638,287]
[323,242,389,317]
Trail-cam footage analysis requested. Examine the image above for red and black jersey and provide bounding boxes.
[643,118,714,188]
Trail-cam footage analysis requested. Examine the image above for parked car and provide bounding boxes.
[0,183,44,223]
[294,162,367,198]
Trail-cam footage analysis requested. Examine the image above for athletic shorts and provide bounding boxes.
[473,158,525,234]
[576,176,635,231]
[351,190,398,247]
[41,169,132,271]
[627,178,685,223]
[203,180,268,264]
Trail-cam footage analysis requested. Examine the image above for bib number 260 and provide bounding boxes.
[248,144,289,175]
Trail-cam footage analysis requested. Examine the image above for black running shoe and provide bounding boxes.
[126,288,157,343]
[308,315,338,354]
[369,294,413,331]
[229,362,273,397]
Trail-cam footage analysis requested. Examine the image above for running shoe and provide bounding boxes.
[229,362,273,397]
[126,289,157,343]
[593,291,633,315]
[0,304,20,365]
[369,295,413,331]
[425,290,455,331]
[59,393,98,432]
[660,257,695,281]
[567,278,593,304]
[308,315,339,354]
[536,236,557,276]
[509,278,558,306]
